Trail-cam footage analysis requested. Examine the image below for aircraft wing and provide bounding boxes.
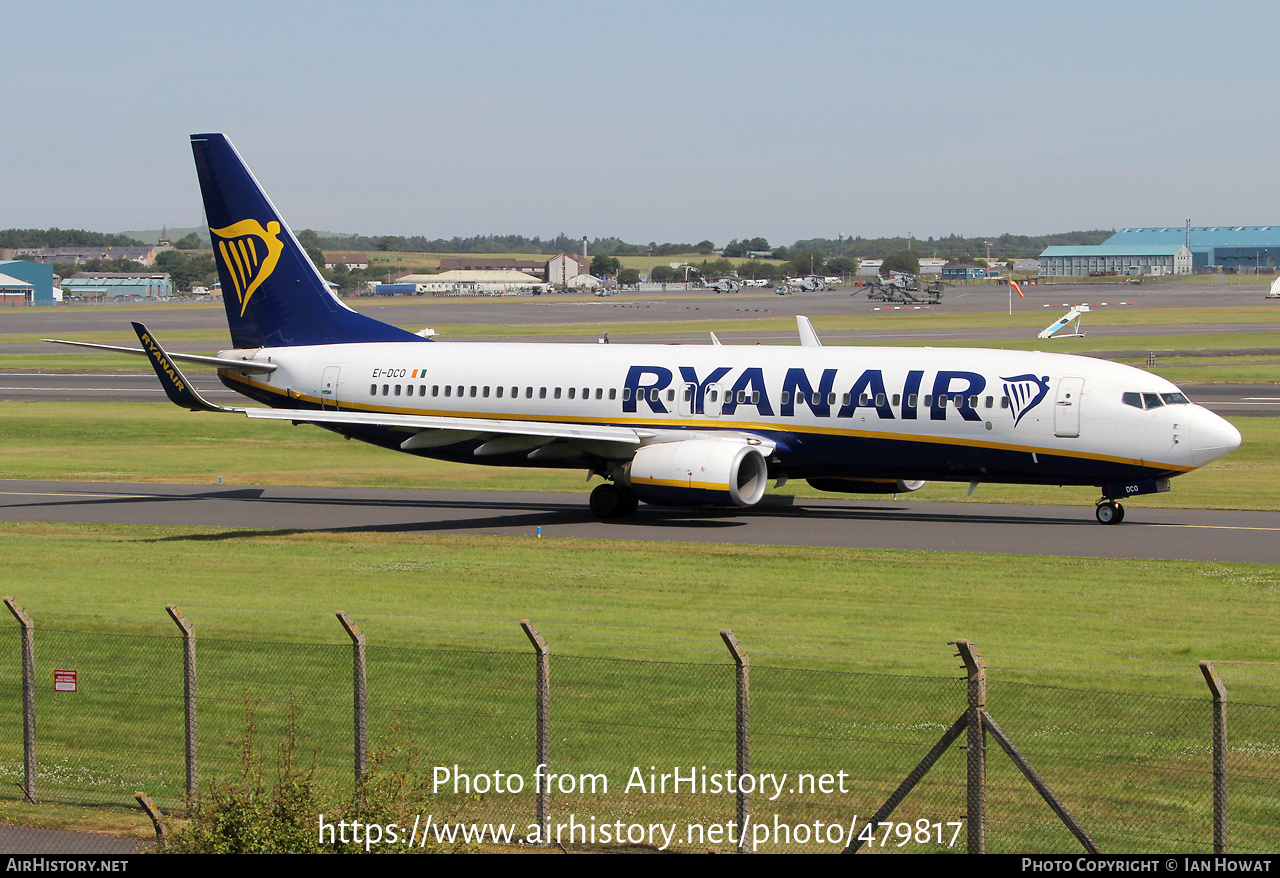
[121,322,775,458]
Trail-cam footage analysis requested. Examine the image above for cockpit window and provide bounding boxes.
[1124,391,1189,410]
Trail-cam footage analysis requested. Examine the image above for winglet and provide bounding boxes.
[132,322,236,412]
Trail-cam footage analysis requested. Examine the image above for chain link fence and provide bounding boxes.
[1,600,1276,854]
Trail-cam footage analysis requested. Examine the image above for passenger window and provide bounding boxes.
[540,388,548,399]
[483,386,490,398]
[826,392,835,405]
[470,386,477,398]
[708,390,718,402]
[875,393,885,406]
[908,394,918,407]
[382,385,389,396]
[444,386,451,397]
[370,384,376,396]
[406,385,413,396]
[432,385,439,397]
[395,385,402,396]
[753,391,762,404]
[667,389,675,402]
[781,391,791,405]
[456,386,463,397]
[526,387,533,398]
[568,387,576,399]
[651,388,660,402]
[859,393,869,406]
[609,388,617,400]
[736,390,746,404]
[419,385,426,396]
[892,394,901,407]
[495,386,503,398]
[583,388,590,399]
[923,395,933,407]
[683,387,692,402]
[622,388,631,401]
[1001,396,1009,408]
[968,396,978,408]
[596,388,603,399]
[984,396,993,408]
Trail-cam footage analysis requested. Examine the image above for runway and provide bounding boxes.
[2,480,1276,563]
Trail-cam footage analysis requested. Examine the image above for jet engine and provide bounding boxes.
[806,478,926,494]
[618,440,769,508]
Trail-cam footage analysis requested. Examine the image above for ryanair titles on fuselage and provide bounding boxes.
[619,364,1050,425]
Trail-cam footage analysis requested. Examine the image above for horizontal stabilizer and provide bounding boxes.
[42,337,277,374]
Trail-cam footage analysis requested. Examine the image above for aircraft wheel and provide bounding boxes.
[1095,501,1122,525]
[618,490,639,516]
[589,484,622,519]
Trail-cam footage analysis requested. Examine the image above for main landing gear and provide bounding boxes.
[589,483,639,519]
[1095,500,1125,525]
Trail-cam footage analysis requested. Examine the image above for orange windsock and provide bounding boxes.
[1010,279,1024,297]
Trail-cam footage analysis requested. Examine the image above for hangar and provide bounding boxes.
[1039,244,1192,277]
[1105,226,1280,273]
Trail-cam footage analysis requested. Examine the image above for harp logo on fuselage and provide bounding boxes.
[1001,373,1051,427]
[210,219,284,317]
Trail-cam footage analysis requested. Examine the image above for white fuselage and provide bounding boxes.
[216,340,1241,487]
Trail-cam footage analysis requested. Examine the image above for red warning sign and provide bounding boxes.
[54,670,76,693]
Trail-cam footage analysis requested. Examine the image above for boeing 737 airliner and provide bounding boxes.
[49,134,1242,524]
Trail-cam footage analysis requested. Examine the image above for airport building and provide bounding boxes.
[1104,226,1280,273]
[0,260,55,305]
[62,272,173,299]
[1038,244,1192,277]
[380,270,549,295]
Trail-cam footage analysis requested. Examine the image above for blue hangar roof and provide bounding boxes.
[1041,244,1188,257]
[1107,227,1280,248]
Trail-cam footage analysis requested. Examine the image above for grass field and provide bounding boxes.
[0,525,1276,852]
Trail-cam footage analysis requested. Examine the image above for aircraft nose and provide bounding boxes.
[1187,407,1242,467]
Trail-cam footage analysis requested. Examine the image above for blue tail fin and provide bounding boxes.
[190,133,427,349]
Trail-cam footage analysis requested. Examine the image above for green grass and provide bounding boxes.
[0,525,1276,852]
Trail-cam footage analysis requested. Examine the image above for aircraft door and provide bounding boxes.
[703,383,724,417]
[677,383,696,417]
[1054,377,1084,438]
[321,366,341,410]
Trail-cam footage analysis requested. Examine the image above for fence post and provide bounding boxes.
[165,605,198,802]
[336,612,367,788]
[4,597,35,803]
[521,620,550,847]
[720,629,750,853]
[956,639,986,854]
[1200,661,1228,854]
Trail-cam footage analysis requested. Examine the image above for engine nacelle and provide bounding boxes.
[619,440,769,508]
[806,478,926,494]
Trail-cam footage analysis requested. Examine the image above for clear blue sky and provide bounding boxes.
[9,0,1280,248]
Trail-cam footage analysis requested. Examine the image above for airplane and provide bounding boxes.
[47,134,1242,525]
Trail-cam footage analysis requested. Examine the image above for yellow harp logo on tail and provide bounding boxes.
[210,219,284,317]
